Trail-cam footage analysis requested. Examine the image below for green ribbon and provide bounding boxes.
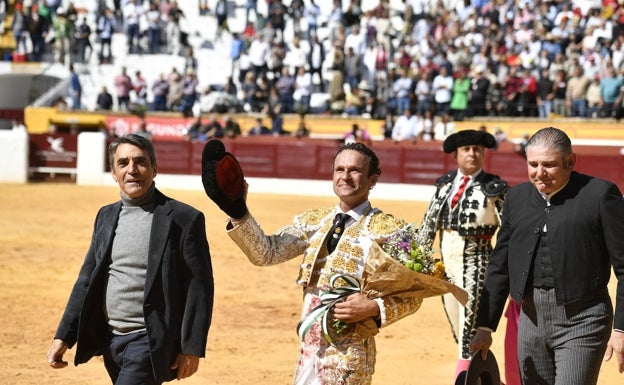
[296,274,362,345]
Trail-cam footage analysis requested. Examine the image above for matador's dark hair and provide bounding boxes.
[333,142,381,177]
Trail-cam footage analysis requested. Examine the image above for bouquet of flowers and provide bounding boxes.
[299,226,467,345]
[381,226,448,280]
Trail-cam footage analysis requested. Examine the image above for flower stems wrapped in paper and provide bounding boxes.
[298,226,467,345]
[364,241,467,305]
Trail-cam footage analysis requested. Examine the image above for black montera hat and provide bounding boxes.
[201,139,248,219]
[443,130,497,153]
[454,352,501,385]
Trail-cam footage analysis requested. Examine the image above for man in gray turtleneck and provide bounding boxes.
[47,134,214,384]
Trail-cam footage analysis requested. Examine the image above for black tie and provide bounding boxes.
[327,213,349,254]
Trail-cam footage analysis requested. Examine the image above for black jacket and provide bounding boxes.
[476,172,624,331]
[54,189,214,382]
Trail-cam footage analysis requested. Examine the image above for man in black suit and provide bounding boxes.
[470,127,624,384]
[46,134,214,384]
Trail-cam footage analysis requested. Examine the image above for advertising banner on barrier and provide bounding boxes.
[105,115,193,140]
[29,133,78,168]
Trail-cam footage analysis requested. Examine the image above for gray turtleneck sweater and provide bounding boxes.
[105,184,155,335]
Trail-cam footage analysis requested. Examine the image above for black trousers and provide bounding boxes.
[103,331,161,385]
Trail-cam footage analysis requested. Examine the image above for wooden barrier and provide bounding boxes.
[149,137,624,190]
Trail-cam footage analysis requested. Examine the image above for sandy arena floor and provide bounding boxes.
[0,183,620,385]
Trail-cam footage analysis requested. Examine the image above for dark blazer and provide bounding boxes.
[476,171,624,331]
[54,189,214,382]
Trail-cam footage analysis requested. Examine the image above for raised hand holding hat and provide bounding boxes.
[201,139,248,219]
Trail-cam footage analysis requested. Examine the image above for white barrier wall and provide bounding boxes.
[76,131,108,186]
[0,130,29,183]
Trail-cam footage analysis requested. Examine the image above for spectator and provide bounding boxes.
[151,73,170,112]
[129,71,146,109]
[248,32,270,78]
[266,105,285,136]
[536,67,555,119]
[247,117,271,136]
[552,70,568,117]
[69,65,82,110]
[166,1,185,56]
[566,66,591,117]
[267,36,286,79]
[274,67,295,113]
[167,71,184,111]
[391,108,419,142]
[468,66,490,117]
[288,0,304,39]
[203,114,224,139]
[327,0,343,41]
[517,68,538,117]
[450,67,470,121]
[214,0,229,40]
[251,74,271,112]
[381,112,394,140]
[416,110,436,142]
[27,6,46,62]
[304,0,320,41]
[222,115,242,138]
[328,50,345,98]
[502,66,524,117]
[433,113,455,140]
[599,67,623,118]
[11,4,27,54]
[294,66,313,114]
[493,127,508,149]
[343,86,363,116]
[199,86,242,114]
[230,32,245,79]
[244,0,258,26]
[52,9,72,65]
[95,86,114,111]
[185,115,204,141]
[74,15,92,64]
[308,34,325,92]
[145,1,163,54]
[114,67,134,112]
[123,0,143,54]
[96,8,117,64]
[267,0,287,41]
[392,68,413,116]
[432,66,453,117]
[586,74,602,118]
[180,68,199,117]
[135,119,153,140]
[343,123,371,145]
[344,46,363,92]
[294,118,311,138]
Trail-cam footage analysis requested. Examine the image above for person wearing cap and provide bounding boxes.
[471,127,624,385]
[416,129,508,384]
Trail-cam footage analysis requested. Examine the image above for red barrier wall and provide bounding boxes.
[150,137,624,191]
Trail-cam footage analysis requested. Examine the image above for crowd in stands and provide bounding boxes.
[4,0,624,140]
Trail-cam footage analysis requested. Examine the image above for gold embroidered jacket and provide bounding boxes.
[228,206,423,327]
